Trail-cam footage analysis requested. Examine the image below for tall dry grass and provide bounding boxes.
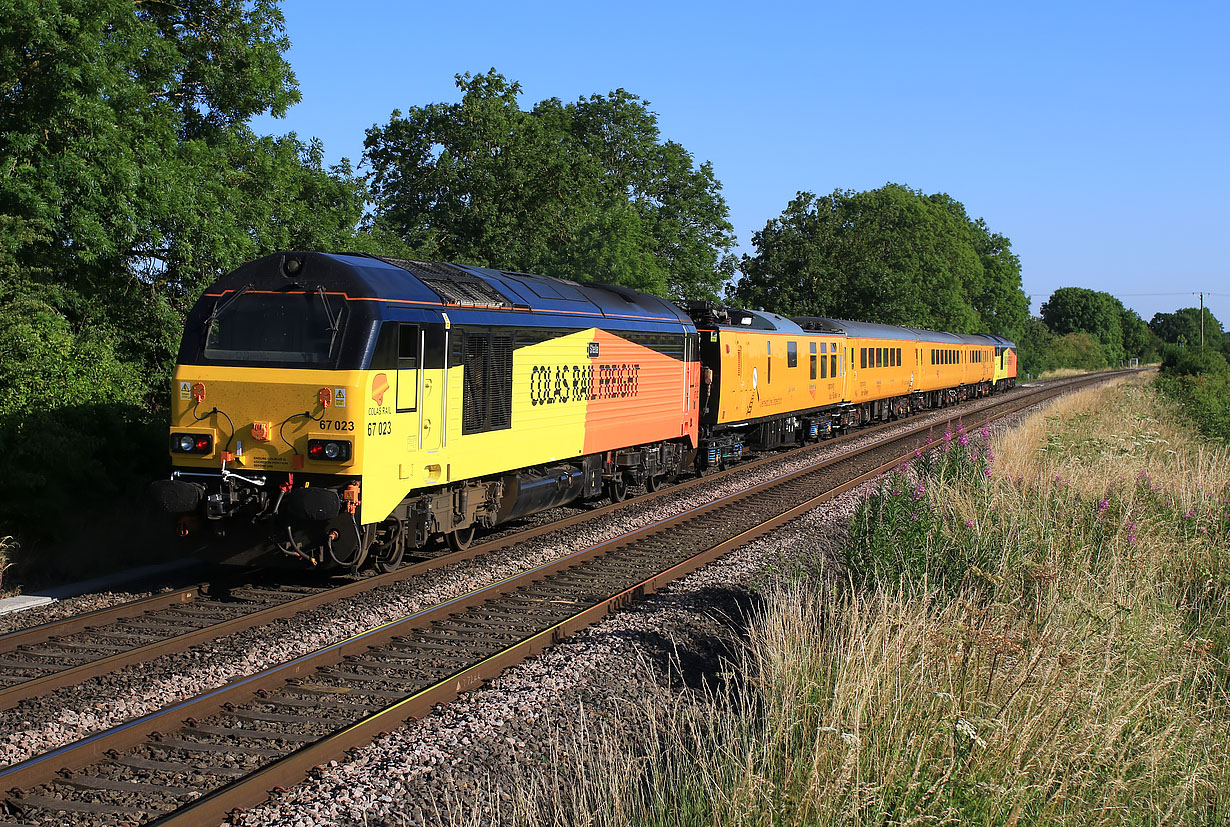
[497,376,1230,827]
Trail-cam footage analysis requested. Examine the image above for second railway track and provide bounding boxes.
[0,370,1136,826]
[0,373,1107,713]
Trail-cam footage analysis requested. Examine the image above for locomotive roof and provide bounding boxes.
[204,252,693,326]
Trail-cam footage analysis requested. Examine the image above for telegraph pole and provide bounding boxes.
[1194,292,1207,349]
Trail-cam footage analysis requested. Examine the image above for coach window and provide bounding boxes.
[878,348,884,368]
[820,346,827,378]
[788,341,798,368]
[860,348,867,369]
[810,342,818,380]
[831,353,837,378]
[766,340,772,384]
[889,348,896,367]
[396,324,420,412]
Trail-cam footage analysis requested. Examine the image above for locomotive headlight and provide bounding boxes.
[170,432,213,454]
[307,439,351,462]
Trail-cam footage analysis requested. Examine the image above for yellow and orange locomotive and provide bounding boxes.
[153,252,1015,569]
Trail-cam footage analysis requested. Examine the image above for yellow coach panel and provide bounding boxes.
[846,338,913,402]
[712,331,843,424]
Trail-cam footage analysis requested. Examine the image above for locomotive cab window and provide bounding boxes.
[203,290,347,366]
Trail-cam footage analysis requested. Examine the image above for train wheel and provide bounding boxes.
[372,520,405,573]
[606,476,629,502]
[447,526,476,552]
[645,474,663,493]
[374,540,404,573]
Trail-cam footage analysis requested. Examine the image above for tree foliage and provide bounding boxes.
[1,0,366,369]
[363,70,737,299]
[1039,287,1128,364]
[1157,344,1230,443]
[1038,287,1164,366]
[730,184,1029,335]
[1150,307,1226,354]
[0,0,366,547]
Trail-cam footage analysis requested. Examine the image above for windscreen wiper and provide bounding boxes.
[317,286,343,352]
[203,285,251,335]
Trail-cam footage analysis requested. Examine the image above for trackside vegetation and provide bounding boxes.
[1156,347,1230,443]
[507,376,1230,826]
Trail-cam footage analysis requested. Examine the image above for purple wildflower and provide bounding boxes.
[959,433,969,447]
[913,483,926,501]
[1097,498,1110,514]
[964,519,975,528]
[980,423,991,440]
[1125,522,1138,544]
[1184,509,1196,520]
[910,512,920,521]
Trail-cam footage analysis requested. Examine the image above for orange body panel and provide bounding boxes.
[581,329,698,453]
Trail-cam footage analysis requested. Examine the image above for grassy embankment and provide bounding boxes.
[512,375,1230,826]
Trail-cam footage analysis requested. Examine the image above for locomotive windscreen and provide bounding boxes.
[203,291,348,366]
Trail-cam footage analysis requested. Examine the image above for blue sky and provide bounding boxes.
[252,1,1228,326]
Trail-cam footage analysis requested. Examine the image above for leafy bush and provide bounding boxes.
[1157,345,1230,442]
[845,422,1004,594]
[1161,344,1230,378]
[0,290,166,556]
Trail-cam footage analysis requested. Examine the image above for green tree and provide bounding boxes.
[1,0,366,376]
[363,70,737,299]
[1013,316,1057,377]
[1120,306,1159,362]
[1039,287,1126,365]
[0,0,366,546]
[1149,307,1225,351]
[732,185,1028,335]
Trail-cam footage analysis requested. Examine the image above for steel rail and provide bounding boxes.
[0,369,1131,824]
[0,371,1118,717]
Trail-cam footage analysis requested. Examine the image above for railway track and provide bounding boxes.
[0,373,1108,714]
[0,369,1137,826]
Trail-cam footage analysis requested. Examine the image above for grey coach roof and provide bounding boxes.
[795,316,966,345]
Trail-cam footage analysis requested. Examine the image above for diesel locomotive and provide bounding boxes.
[152,252,1015,570]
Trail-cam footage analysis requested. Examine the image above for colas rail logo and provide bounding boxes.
[371,373,390,405]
